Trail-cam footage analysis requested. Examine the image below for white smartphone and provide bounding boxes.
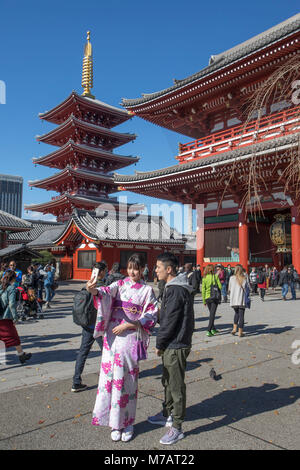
[91,267,99,281]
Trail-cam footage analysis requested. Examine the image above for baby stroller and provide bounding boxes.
[16,287,44,320]
[16,286,28,321]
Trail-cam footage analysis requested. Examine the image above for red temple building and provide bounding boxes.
[24,32,192,279]
[117,14,300,273]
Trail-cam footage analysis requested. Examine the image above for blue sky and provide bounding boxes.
[0,0,298,230]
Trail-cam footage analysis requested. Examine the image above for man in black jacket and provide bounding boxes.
[71,261,107,392]
[148,252,194,445]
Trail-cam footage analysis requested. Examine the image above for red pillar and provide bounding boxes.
[196,204,205,270]
[291,206,300,274]
[238,206,249,271]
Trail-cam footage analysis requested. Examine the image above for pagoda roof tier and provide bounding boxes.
[115,132,300,204]
[121,14,300,138]
[28,166,117,192]
[24,194,145,222]
[36,115,136,150]
[24,193,120,218]
[33,139,139,171]
[39,91,132,127]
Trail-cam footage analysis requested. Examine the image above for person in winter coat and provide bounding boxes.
[44,265,55,308]
[105,262,125,286]
[22,265,36,290]
[185,263,199,294]
[216,265,227,302]
[270,267,279,290]
[249,267,258,294]
[257,267,267,301]
[278,266,296,300]
[202,264,222,337]
[228,264,249,337]
[0,270,32,364]
[148,252,194,446]
[143,264,149,282]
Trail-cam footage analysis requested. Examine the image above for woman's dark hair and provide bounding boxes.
[156,252,178,275]
[1,270,16,291]
[127,254,146,270]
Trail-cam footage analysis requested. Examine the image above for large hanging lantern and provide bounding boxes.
[269,214,292,253]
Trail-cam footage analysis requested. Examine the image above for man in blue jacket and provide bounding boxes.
[148,252,194,445]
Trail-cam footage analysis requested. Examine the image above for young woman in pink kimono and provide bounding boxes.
[86,254,158,442]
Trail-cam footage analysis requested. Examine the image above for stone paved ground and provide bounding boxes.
[0,281,300,450]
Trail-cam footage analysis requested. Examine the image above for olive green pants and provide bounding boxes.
[161,348,191,430]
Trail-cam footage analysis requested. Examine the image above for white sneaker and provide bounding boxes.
[111,430,122,441]
[121,425,134,442]
[148,411,173,427]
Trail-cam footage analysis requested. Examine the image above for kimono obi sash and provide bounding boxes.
[113,299,143,322]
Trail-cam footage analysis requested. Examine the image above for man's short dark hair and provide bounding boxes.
[157,252,179,274]
[94,261,107,272]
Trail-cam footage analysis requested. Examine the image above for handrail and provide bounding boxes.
[177,105,300,163]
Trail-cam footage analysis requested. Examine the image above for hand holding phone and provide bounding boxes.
[91,267,99,281]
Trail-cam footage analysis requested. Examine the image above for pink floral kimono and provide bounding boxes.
[92,277,158,430]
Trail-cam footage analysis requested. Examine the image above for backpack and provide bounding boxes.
[72,289,97,327]
[242,282,251,309]
[293,270,299,282]
[256,272,264,284]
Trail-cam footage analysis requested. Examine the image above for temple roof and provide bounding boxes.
[36,115,136,149]
[32,140,139,170]
[28,166,116,190]
[27,226,67,249]
[54,209,185,245]
[39,91,131,127]
[114,133,300,194]
[0,210,32,232]
[8,220,64,244]
[0,244,40,260]
[122,14,300,109]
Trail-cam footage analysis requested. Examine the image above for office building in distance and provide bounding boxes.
[0,174,23,218]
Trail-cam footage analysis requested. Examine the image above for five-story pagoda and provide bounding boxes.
[25,32,138,222]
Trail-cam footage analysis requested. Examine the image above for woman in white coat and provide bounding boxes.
[228,265,248,337]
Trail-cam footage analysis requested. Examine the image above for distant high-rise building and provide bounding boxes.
[0,174,23,218]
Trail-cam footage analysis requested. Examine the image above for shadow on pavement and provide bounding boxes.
[133,383,300,441]
[245,325,293,337]
[2,345,102,369]
[184,383,300,437]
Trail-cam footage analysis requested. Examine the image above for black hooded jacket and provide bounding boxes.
[156,274,194,350]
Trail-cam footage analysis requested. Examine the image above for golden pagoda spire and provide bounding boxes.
[82,31,95,99]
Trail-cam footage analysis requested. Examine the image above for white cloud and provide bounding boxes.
[24,211,57,222]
